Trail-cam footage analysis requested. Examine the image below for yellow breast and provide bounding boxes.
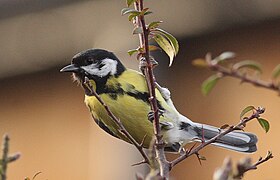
[84,69,174,147]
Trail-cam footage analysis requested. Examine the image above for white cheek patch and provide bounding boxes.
[102,58,118,75]
[81,58,118,77]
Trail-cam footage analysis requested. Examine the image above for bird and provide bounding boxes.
[60,48,258,153]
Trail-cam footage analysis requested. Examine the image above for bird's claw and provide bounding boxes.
[139,56,158,74]
[147,109,165,122]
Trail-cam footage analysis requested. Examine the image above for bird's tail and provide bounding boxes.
[194,123,258,153]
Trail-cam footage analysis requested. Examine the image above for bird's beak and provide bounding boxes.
[60,64,80,73]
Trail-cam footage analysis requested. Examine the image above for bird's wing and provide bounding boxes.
[120,69,180,124]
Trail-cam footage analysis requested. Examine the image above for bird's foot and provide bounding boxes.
[139,56,158,74]
[178,142,186,155]
[147,109,165,123]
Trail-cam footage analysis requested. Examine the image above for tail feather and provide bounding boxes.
[195,123,258,153]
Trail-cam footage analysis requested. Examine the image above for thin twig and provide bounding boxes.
[0,134,20,180]
[214,151,273,180]
[252,151,273,168]
[170,107,265,169]
[234,151,273,178]
[1,134,9,180]
[83,78,150,165]
[205,53,280,93]
[134,0,169,177]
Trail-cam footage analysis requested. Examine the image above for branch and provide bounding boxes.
[213,151,273,180]
[0,134,9,180]
[205,53,280,93]
[133,0,169,177]
[134,1,161,141]
[0,134,21,180]
[83,78,150,166]
[170,107,265,169]
[234,151,273,179]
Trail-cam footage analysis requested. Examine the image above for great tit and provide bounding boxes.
[60,48,257,153]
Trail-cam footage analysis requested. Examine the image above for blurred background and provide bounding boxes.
[1,0,280,179]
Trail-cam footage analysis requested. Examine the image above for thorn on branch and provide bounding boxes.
[188,142,197,154]
[195,152,203,166]
[132,160,148,167]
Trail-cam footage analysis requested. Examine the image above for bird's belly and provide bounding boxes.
[164,127,195,146]
[85,94,155,147]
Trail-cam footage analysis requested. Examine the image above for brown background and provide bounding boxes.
[1,1,280,179]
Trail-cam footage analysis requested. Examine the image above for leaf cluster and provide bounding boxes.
[193,52,280,95]
[240,106,270,133]
[122,1,179,66]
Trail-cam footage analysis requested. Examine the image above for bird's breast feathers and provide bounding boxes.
[84,69,179,146]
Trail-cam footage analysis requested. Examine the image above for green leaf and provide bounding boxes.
[192,58,208,68]
[127,49,138,56]
[272,64,280,79]
[154,28,179,54]
[240,105,255,119]
[153,34,175,66]
[233,60,262,73]
[140,8,150,15]
[126,0,136,7]
[128,13,137,21]
[144,11,153,15]
[132,27,143,34]
[201,74,221,96]
[127,11,141,21]
[148,21,163,29]
[257,118,270,133]
[121,8,131,15]
[121,8,140,16]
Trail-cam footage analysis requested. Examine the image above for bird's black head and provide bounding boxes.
[60,49,126,83]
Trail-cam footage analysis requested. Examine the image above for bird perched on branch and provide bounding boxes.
[60,48,258,153]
